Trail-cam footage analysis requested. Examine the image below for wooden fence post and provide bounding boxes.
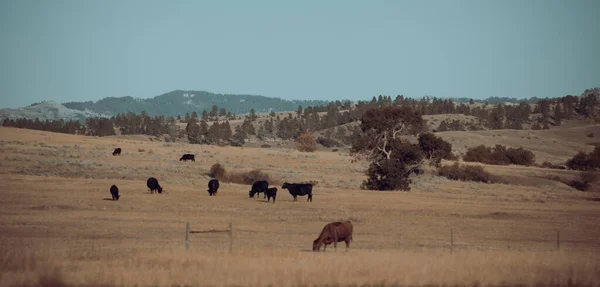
[451,228,454,253]
[185,223,190,251]
[228,223,233,254]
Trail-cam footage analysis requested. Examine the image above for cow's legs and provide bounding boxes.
[345,239,351,251]
[333,230,338,251]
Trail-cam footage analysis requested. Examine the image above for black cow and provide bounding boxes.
[282,182,313,202]
[180,154,195,162]
[249,180,268,199]
[207,178,219,196]
[110,185,120,200]
[265,187,277,203]
[112,148,122,156]
[147,177,163,194]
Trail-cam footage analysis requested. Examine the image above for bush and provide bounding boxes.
[463,145,494,164]
[317,137,341,148]
[437,162,496,183]
[568,171,599,191]
[566,147,600,170]
[296,132,317,152]
[362,158,413,191]
[505,147,536,166]
[361,140,423,191]
[463,144,536,166]
[261,144,271,148]
[227,169,271,185]
[418,133,453,166]
[208,163,226,180]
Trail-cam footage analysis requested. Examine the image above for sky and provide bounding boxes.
[0,0,599,108]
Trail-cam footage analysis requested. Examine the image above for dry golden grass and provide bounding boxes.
[1,126,600,287]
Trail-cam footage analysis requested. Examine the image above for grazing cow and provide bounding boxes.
[207,178,219,196]
[112,148,122,156]
[282,182,313,202]
[110,185,120,200]
[313,221,353,252]
[146,177,163,194]
[180,154,195,162]
[265,187,277,203]
[249,180,268,199]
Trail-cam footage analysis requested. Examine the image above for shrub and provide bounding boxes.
[566,147,600,170]
[227,169,271,185]
[361,140,423,191]
[588,133,595,138]
[463,145,494,164]
[437,162,496,183]
[362,158,413,191]
[261,144,271,148]
[418,133,453,166]
[568,171,599,191]
[505,147,535,166]
[463,144,536,166]
[296,132,317,152]
[332,148,339,152]
[316,137,341,148]
[208,163,226,180]
[531,122,542,130]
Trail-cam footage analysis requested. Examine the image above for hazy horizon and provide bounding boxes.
[1,0,599,109]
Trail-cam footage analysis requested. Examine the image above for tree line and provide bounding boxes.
[3,89,598,143]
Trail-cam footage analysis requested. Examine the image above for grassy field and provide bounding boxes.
[1,126,599,287]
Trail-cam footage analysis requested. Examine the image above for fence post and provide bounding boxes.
[451,228,454,253]
[228,223,233,254]
[185,223,190,251]
[556,230,560,251]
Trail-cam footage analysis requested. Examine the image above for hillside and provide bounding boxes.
[0,101,109,122]
[62,90,332,117]
[0,127,599,286]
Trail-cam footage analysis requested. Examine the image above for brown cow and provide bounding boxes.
[312,221,353,252]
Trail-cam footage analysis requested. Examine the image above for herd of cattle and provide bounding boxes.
[109,148,348,251]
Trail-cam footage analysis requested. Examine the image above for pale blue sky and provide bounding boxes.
[0,0,598,108]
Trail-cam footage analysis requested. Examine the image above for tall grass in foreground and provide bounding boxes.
[1,249,599,287]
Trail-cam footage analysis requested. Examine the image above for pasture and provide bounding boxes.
[0,127,599,287]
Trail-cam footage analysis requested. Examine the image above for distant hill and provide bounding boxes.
[62,90,333,117]
[0,101,109,122]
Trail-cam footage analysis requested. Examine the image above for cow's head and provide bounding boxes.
[158,186,163,194]
[282,182,289,189]
[249,191,255,198]
[312,238,323,252]
[114,194,120,200]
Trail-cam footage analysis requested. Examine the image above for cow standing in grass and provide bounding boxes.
[147,177,163,194]
[313,221,353,252]
[249,180,268,199]
[110,185,120,200]
[112,148,121,156]
[282,182,313,202]
[207,179,219,196]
